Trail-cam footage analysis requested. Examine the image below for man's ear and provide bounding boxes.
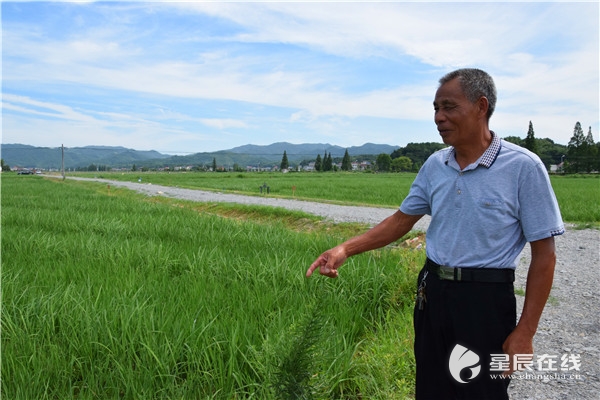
[477,96,489,119]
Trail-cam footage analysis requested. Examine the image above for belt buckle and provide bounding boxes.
[438,266,456,281]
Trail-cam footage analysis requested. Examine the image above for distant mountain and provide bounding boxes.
[1,142,399,170]
[2,138,570,172]
[156,142,399,169]
[1,144,169,169]
[227,142,399,157]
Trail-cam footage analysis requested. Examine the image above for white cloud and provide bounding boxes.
[2,2,598,151]
[2,94,97,122]
[200,118,247,130]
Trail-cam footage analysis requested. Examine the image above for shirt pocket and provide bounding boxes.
[474,197,517,241]
[477,198,505,209]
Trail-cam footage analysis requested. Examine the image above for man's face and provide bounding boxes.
[433,78,482,148]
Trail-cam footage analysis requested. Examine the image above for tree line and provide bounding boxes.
[8,120,591,174]
[505,121,598,173]
[565,122,597,173]
[288,121,597,174]
[280,149,354,172]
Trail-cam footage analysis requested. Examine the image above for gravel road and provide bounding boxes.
[66,176,600,399]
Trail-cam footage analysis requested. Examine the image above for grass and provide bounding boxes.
[1,174,420,399]
[548,174,600,226]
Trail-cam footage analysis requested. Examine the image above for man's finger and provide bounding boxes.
[307,254,340,278]
[306,257,324,277]
[306,264,318,277]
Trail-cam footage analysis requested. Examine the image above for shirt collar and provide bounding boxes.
[445,131,501,169]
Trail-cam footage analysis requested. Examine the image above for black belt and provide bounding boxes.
[425,258,515,283]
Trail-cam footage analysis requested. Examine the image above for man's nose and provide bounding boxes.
[434,109,445,125]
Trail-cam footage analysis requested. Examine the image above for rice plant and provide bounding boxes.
[1,175,421,399]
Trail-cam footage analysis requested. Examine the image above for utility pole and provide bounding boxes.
[62,144,65,180]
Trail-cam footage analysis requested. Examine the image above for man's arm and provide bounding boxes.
[306,210,423,278]
[502,236,557,374]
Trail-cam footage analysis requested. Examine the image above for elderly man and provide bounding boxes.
[306,68,564,399]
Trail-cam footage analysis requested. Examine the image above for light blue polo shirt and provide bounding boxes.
[400,132,564,269]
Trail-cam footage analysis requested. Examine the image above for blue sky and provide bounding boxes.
[2,1,599,154]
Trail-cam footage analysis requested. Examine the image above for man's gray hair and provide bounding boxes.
[439,68,497,121]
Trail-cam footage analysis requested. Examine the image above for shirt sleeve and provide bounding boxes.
[400,162,432,216]
[518,162,565,242]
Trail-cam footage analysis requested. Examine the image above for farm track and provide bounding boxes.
[63,175,432,230]
[61,176,599,399]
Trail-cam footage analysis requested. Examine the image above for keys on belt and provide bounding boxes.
[416,271,428,310]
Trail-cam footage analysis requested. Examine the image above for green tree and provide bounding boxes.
[341,149,351,171]
[212,157,217,172]
[524,121,538,155]
[502,135,567,169]
[314,154,322,172]
[583,126,598,172]
[280,150,289,170]
[567,122,585,173]
[584,126,595,146]
[503,136,523,146]
[323,152,333,171]
[376,153,392,172]
[391,156,413,172]
[568,122,585,148]
[1,159,10,172]
[535,138,567,169]
[596,142,600,172]
[391,142,446,171]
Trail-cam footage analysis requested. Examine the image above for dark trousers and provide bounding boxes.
[413,264,517,400]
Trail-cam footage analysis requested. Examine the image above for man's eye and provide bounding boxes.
[434,104,456,112]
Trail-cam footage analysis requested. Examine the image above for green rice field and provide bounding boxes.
[2,172,597,399]
[77,171,599,224]
[1,174,422,399]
